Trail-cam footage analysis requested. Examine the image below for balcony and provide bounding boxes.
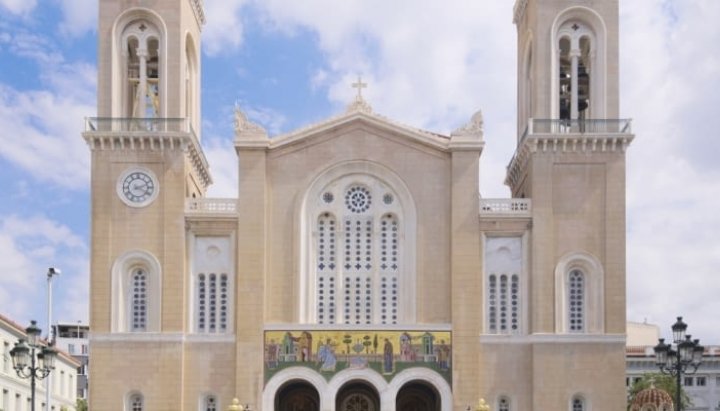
[82,117,212,189]
[85,117,192,133]
[479,198,531,217]
[518,118,633,143]
[506,118,635,188]
[185,198,238,216]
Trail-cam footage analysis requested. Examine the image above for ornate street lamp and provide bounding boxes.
[9,320,58,411]
[653,317,704,411]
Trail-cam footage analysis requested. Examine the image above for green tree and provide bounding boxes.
[76,398,88,411]
[342,334,352,354]
[627,373,691,410]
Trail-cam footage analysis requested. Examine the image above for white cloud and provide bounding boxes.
[621,0,720,342]
[0,215,88,330]
[0,0,36,16]
[203,0,252,56]
[56,0,97,38]
[0,26,95,190]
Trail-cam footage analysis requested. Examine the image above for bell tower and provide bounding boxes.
[84,1,211,410]
[506,0,634,409]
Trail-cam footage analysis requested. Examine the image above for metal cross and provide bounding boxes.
[352,75,367,99]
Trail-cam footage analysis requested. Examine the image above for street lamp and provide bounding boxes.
[9,320,58,411]
[653,316,704,411]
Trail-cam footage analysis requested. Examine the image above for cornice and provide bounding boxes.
[513,0,529,24]
[504,132,635,188]
[189,0,206,27]
[83,130,213,189]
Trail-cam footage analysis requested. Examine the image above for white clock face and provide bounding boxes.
[117,168,159,207]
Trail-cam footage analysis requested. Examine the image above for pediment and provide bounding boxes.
[234,107,484,153]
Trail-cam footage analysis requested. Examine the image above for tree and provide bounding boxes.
[76,398,88,411]
[627,373,691,410]
[342,334,352,354]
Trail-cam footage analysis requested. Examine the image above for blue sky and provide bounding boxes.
[1,0,719,344]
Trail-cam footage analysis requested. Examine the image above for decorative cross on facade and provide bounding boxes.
[352,76,367,99]
[572,23,580,31]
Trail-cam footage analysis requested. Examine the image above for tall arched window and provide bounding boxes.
[129,393,144,411]
[121,20,161,118]
[111,250,162,333]
[203,394,217,411]
[568,269,585,332]
[551,7,608,120]
[130,268,148,331]
[302,162,416,325]
[554,252,604,334]
[498,396,510,411]
[572,396,585,411]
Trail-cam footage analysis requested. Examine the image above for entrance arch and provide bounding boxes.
[276,380,320,411]
[396,381,440,411]
[336,381,381,411]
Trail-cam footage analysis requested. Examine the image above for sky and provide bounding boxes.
[0,0,719,345]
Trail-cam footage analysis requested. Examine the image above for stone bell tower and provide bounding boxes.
[84,1,211,410]
[505,0,634,409]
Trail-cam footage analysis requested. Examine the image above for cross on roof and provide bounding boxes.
[352,75,367,99]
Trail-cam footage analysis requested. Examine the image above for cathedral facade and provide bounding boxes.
[84,0,634,410]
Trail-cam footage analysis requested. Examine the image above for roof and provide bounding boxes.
[0,313,82,367]
[233,97,484,153]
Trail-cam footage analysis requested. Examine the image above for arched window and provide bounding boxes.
[185,33,200,133]
[130,268,148,331]
[111,250,162,333]
[203,394,218,411]
[128,393,143,411]
[485,237,524,335]
[572,396,585,411]
[121,20,161,118]
[551,7,608,121]
[498,396,510,411]
[554,252,604,334]
[302,162,416,325]
[568,269,585,332]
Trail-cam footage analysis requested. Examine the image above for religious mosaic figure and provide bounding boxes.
[399,332,413,361]
[266,339,279,369]
[317,338,337,372]
[299,331,313,362]
[383,338,394,374]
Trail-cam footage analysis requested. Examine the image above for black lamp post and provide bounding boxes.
[9,320,58,411]
[653,316,704,411]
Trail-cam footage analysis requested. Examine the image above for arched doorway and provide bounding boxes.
[396,381,440,411]
[275,380,320,411]
[336,381,380,411]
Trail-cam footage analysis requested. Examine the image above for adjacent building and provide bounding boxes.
[1,314,79,411]
[53,323,89,400]
[626,322,720,411]
[84,0,634,410]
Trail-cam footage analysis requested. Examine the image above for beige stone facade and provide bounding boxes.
[84,0,634,410]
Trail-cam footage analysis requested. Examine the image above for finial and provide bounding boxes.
[347,75,372,113]
[476,398,491,411]
[227,398,242,411]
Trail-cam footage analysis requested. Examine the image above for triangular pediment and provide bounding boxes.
[234,107,484,153]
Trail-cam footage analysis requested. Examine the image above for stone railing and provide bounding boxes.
[479,198,531,216]
[185,198,238,215]
[518,118,633,144]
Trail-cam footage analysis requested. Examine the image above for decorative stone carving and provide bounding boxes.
[234,105,268,144]
[452,110,484,139]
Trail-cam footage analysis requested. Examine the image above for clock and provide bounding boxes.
[117,168,159,207]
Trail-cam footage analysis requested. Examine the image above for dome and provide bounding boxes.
[630,384,674,411]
